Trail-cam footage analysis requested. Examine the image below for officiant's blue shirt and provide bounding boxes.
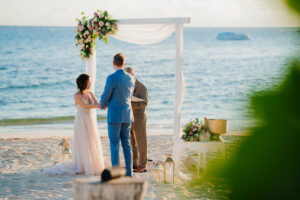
[100,68,134,123]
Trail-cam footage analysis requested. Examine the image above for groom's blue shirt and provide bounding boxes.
[100,68,134,123]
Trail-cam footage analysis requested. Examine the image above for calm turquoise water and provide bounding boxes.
[0,27,299,131]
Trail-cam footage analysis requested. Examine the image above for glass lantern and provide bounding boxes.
[58,138,72,162]
[152,161,164,183]
[164,154,175,184]
[152,162,160,183]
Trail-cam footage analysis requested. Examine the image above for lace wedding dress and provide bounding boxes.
[45,98,105,175]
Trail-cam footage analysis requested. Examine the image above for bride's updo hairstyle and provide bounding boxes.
[76,74,90,93]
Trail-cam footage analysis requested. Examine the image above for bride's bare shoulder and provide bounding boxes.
[88,92,97,98]
[74,92,81,98]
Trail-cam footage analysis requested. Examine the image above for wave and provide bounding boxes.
[0,115,107,126]
[0,80,74,90]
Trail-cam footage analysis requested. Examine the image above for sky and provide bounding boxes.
[0,0,299,27]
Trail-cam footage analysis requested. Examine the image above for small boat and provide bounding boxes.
[217,32,250,40]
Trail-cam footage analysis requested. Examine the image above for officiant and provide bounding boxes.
[125,67,148,173]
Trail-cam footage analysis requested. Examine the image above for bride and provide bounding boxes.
[45,74,105,175]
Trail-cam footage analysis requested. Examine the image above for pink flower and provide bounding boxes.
[112,24,118,28]
[89,48,93,53]
[99,21,104,27]
[89,26,94,31]
[85,37,91,43]
[78,39,83,44]
[189,132,193,136]
[94,12,98,17]
[78,25,84,31]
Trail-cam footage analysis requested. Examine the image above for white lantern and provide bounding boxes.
[164,154,175,184]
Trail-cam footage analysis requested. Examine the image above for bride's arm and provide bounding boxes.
[74,94,100,109]
[89,92,100,107]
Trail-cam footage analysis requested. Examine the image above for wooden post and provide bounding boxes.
[73,176,148,200]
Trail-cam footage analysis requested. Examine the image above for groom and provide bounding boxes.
[100,53,135,177]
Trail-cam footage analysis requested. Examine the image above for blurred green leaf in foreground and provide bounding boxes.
[287,0,300,13]
[188,1,300,199]
[207,61,300,199]
[203,2,300,199]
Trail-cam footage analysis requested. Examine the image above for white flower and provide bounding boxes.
[99,21,104,27]
[105,22,110,27]
[78,25,84,31]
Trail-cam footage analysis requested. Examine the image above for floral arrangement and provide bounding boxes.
[75,10,118,58]
[181,118,206,142]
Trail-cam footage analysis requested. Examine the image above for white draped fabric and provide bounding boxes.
[85,18,189,167]
[173,24,184,165]
[111,24,175,45]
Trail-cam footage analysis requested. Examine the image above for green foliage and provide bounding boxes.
[287,0,300,13]
[205,61,300,200]
[189,1,300,199]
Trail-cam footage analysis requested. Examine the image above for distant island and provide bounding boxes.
[217,32,250,40]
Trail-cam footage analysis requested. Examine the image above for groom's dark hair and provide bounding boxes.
[113,53,125,67]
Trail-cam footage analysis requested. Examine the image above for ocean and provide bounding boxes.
[0,26,299,134]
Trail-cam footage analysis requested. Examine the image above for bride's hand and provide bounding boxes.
[94,102,101,109]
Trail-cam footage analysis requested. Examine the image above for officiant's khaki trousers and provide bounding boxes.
[130,110,147,168]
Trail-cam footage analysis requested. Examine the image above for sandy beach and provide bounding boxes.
[0,132,245,200]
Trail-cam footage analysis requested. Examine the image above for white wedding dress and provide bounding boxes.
[45,98,105,175]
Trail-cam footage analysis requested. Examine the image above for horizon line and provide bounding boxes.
[0,25,299,29]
